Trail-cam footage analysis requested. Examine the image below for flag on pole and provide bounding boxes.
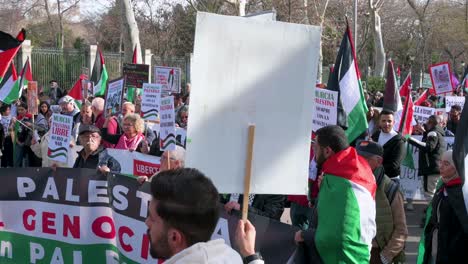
[18,57,32,98]
[0,29,25,81]
[68,74,87,108]
[414,89,429,106]
[326,23,368,143]
[127,46,139,103]
[383,60,403,131]
[398,73,414,135]
[0,63,20,104]
[91,48,108,97]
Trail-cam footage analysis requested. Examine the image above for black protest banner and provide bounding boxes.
[123,63,150,89]
[0,168,298,263]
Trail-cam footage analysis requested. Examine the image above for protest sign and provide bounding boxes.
[81,80,92,100]
[48,114,73,163]
[123,63,149,89]
[422,73,432,88]
[429,62,453,94]
[176,127,187,148]
[413,106,435,124]
[27,81,38,115]
[186,12,320,194]
[104,78,124,117]
[140,83,161,121]
[0,168,297,263]
[107,149,161,177]
[154,66,181,93]
[159,96,176,151]
[311,89,338,131]
[445,96,465,112]
[400,136,454,200]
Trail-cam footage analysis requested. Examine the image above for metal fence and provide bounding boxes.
[21,47,190,95]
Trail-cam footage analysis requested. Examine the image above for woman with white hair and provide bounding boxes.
[418,150,468,263]
[101,114,147,152]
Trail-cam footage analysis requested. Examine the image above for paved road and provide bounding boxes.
[281,200,429,264]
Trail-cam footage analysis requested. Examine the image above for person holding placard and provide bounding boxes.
[73,124,121,173]
[145,168,247,263]
[58,95,80,121]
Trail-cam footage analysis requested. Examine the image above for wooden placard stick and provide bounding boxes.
[242,124,256,221]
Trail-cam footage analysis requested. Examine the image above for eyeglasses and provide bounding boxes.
[123,123,134,127]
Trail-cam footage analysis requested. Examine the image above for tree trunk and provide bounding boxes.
[371,7,385,77]
[121,0,142,63]
[239,0,246,16]
[57,0,64,49]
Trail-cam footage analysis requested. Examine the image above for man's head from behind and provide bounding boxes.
[145,168,219,259]
[314,125,349,167]
[356,140,383,171]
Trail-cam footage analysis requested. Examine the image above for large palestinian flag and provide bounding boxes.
[91,48,108,97]
[0,59,32,104]
[315,147,376,263]
[326,24,368,143]
[0,29,26,82]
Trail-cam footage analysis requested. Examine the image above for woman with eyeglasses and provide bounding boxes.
[101,113,148,152]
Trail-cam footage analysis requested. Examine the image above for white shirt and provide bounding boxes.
[378,130,398,146]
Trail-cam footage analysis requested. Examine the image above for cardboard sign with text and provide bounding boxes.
[154,66,181,93]
[48,114,73,163]
[123,63,149,89]
[445,96,465,112]
[413,106,435,124]
[312,89,338,131]
[27,81,38,115]
[429,62,453,95]
[159,96,176,151]
[141,83,162,121]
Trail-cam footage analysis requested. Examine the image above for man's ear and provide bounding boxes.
[167,228,187,253]
[376,156,383,167]
[324,146,334,159]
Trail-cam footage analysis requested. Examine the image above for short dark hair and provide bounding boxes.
[315,125,349,153]
[451,105,462,112]
[150,168,219,246]
[380,109,394,116]
[17,102,27,110]
[0,104,10,114]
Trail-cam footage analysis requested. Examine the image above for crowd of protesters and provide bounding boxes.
[0,79,467,264]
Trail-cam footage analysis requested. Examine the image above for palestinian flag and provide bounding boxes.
[18,57,32,98]
[91,48,108,97]
[414,89,429,106]
[0,63,20,104]
[68,74,87,108]
[0,29,25,82]
[326,24,368,143]
[398,73,414,135]
[383,60,404,131]
[316,147,376,263]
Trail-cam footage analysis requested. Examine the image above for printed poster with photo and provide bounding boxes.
[429,62,453,95]
[104,78,125,117]
[27,81,38,115]
[154,66,181,93]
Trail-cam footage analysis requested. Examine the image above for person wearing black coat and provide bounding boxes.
[371,110,405,180]
[419,150,468,264]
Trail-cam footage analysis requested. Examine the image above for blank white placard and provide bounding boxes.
[186,12,321,194]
